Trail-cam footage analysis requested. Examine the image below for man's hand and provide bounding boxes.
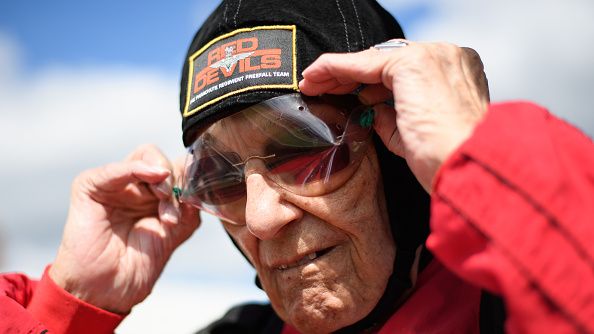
[50,145,200,314]
[299,41,490,192]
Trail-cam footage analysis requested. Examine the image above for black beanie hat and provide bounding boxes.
[179,0,406,145]
[179,1,431,332]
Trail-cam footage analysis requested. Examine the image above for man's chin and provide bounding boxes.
[284,291,374,334]
[261,245,383,332]
[269,267,370,333]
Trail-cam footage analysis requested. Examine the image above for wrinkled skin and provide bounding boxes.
[216,134,395,333]
[300,41,490,192]
[201,103,396,333]
[50,145,200,314]
[50,41,489,332]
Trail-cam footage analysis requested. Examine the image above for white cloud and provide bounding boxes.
[380,0,594,136]
[0,66,182,169]
[0,33,190,258]
[0,31,265,332]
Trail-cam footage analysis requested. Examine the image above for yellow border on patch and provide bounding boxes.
[183,25,299,118]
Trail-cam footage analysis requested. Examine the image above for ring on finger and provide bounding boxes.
[373,39,409,51]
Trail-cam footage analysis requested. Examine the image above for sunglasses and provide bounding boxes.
[177,93,374,225]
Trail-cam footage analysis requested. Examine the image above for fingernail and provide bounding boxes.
[155,177,173,196]
[159,201,179,224]
[147,166,170,175]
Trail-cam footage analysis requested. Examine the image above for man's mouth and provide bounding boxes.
[276,247,335,271]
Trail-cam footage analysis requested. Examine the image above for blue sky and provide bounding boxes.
[0,1,216,72]
[0,1,430,73]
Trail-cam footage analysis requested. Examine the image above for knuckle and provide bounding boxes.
[432,42,461,60]
[103,162,121,171]
[72,167,97,190]
[435,41,451,49]
[72,172,86,188]
[462,46,480,59]
[316,53,334,66]
[413,47,435,69]
[416,46,436,65]
[463,47,483,65]
[445,43,462,58]
[410,44,431,59]
[395,45,430,70]
[467,49,485,72]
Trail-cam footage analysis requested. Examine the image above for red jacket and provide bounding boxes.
[2,102,593,334]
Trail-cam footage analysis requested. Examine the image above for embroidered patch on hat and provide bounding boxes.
[183,25,298,117]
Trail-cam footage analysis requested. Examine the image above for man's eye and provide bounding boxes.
[265,151,305,171]
[266,148,328,173]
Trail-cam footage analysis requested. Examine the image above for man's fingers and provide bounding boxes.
[300,50,399,96]
[150,182,173,200]
[179,204,201,230]
[461,47,490,103]
[358,84,393,105]
[373,103,404,157]
[169,203,201,248]
[86,161,170,193]
[159,200,179,224]
[126,144,174,199]
[172,155,202,229]
[298,78,343,95]
[326,82,361,95]
[166,154,202,247]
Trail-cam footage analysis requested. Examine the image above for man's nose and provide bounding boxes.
[244,173,302,240]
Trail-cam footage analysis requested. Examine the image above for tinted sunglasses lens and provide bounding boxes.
[180,93,373,224]
[266,144,351,184]
[185,152,246,205]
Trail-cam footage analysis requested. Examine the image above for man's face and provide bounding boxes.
[213,114,396,333]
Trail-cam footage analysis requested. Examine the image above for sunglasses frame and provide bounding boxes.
[176,93,375,225]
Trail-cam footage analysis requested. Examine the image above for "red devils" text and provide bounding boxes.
[193,37,282,94]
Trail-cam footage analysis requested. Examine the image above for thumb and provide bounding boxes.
[168,203,201,249]
[86,161,170,193]
[373,103,405,157]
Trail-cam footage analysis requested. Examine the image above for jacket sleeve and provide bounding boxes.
[427,101,594,334]
[0,266,125,334]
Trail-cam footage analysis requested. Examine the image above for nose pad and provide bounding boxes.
[244,173,302,240]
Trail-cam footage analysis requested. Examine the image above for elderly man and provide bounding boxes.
[2,0,593,333]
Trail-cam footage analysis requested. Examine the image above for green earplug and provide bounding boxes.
[359,108,375,128]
